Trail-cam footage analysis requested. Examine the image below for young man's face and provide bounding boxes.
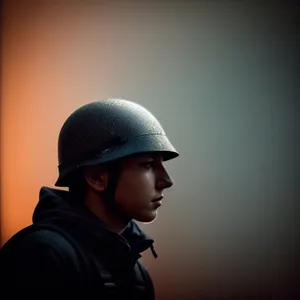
[114,153,174,223]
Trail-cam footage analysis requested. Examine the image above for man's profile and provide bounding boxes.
[0,98,179,297]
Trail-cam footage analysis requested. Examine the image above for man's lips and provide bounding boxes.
[152,196,163,202]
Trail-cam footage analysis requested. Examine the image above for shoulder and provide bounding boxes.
[0,225,86,288]
[1,225,82,273]
[1,225,74,257]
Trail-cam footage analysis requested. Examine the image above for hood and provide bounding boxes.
[32,186,158,261]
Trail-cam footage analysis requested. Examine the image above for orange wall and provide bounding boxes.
[1,2,89,242]
[1,0,135,243]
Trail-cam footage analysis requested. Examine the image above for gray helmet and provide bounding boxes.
[55,99,179,187]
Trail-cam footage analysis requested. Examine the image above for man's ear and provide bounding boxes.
[84,166,109,192]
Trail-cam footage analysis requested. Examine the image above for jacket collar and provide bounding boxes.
[33,187,158,264]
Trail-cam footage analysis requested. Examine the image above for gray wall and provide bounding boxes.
[1,1,298,299]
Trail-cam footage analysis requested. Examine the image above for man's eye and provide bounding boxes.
[142,161,155,168]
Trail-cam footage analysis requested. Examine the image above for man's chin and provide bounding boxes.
[135,212,157,224]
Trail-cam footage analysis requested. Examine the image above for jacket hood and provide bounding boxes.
[32,186,158,261]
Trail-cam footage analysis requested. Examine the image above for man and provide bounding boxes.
[0,98,179,297]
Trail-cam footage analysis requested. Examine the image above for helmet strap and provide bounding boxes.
[103,161,132,223]
[103,162,120,206]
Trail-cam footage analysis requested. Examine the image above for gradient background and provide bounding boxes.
[1,1,299,299]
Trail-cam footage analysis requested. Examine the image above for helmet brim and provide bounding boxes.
[55,133,179,187]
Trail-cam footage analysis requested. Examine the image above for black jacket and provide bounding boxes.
[0,187,157,298]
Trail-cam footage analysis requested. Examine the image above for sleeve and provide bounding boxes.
[0,229,76,289]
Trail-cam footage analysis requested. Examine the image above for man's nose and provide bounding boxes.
[157,169,173,190]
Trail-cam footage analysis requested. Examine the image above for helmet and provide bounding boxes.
[55,99,179,187]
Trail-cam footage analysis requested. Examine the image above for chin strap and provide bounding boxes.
[150,244,158,259]
[103,162,122,208]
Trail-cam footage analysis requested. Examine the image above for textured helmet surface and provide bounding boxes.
[55,99,179,186]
